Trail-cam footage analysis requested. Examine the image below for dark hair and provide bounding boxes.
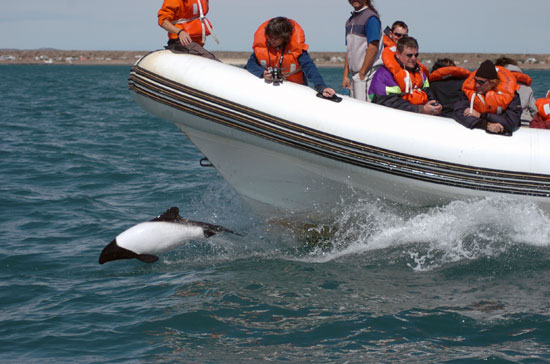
[431,58,456,72]
[396,36,418,53]
[365,0,379,16]
[494,56,517,67]
[391,20,408,31]
[265,17,294,45]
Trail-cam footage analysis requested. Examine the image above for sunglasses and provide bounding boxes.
[405,53,419,58]
[392,32,407,38]
[474,78,489,86]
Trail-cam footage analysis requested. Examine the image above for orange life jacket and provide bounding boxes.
[252,19,309,84]
[158,0,212,45]
[382,34,395,49]
[510,71,532,86]
[382,47,429,105]
[462,66,517,114]
[536,98,550,122]
[429,66,471,82]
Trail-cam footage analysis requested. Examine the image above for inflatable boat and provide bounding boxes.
[129,50,550,216]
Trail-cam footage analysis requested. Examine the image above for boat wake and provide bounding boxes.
[298,196,550,271]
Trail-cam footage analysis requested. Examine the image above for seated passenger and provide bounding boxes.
[530,89,550,129]
[381,20,409,51]
[429,58,471,117]
[453,60,522,134]
[495,57,537,126]
[157,0,219,61]
[246,17,335,98]
[368,36,442,115]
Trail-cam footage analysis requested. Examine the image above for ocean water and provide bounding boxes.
[2,63,550,363]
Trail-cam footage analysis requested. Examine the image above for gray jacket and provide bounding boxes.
[506,64,537,123]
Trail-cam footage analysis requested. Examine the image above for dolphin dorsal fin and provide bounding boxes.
[151,207,181,222]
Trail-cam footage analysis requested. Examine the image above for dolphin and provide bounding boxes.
[99,207,238,264]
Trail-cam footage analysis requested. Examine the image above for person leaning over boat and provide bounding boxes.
[495,57,537,126]
[429,58,471,118]
[368,36,442,115]
[158,0,219,60]
[530,89,550,129]
[453,60,522,135]
[342,0,382,101]
[245,17,336,98]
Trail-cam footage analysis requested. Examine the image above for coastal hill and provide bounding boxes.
[1,49,549,70]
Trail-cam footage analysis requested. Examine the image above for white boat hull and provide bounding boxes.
[129,51,550,216]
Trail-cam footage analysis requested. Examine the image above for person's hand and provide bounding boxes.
[464,108,480,118]
[358,72,366,81]
[487,122,504,133]
[322,87,336,98]
[422,100,442,115]
[178,30,192,46]
[342,76,350,91]
[263,69,273,82]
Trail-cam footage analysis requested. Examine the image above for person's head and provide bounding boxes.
[395,36,419,70]
[474,60,499,94]
[390,20,408,43]
[348,0,378,14]
[265,17,294,48]
[431,58,456,72]
[494,56,517,67]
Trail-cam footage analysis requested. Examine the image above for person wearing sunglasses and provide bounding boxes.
[342,0,382,101]
[453,60,522,134]
[368,36,442,115]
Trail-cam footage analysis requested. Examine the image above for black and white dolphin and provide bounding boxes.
[99,207,238,264]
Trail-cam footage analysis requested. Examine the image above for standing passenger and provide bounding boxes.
[246,17,336,98]
[453,60,522,134]
[158,0,219,60]
[495,57,537,126]
[342,0,382,101]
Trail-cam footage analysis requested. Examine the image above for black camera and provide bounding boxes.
[270,67,283,86]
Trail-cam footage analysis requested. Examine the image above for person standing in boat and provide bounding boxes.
[158,0,219,60]
[245,17,336,98]
[368,36,442,115]
[495,57,537,126]
[341,0,382,102]
[453,60,522,134]
[429,58,471,118]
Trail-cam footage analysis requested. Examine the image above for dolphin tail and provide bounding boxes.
[99,240,159,264]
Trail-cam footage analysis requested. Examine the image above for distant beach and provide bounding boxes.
[1,49,549,70]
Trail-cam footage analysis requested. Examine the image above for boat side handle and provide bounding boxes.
[316,92,342,103]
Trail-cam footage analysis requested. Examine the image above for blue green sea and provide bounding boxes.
[2,64,550,363]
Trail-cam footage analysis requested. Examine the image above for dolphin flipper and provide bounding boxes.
[99,240,159,264]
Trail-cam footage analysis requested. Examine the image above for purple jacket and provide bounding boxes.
[368,66,432,113]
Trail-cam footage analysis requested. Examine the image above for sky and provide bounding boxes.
[1,0,548,54]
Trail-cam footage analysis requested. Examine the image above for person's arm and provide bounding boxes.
[298,51,327,92]
[484,92,522,133]
[245,53,266,78]
[453,93,488,129]
[342,56,351,90]
[158,1,192,45]
[160,19,192,46]
[358,16,381,80]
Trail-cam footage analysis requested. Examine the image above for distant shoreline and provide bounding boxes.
[1,49,549,70]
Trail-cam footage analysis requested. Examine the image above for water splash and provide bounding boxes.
[299,197,550,271]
